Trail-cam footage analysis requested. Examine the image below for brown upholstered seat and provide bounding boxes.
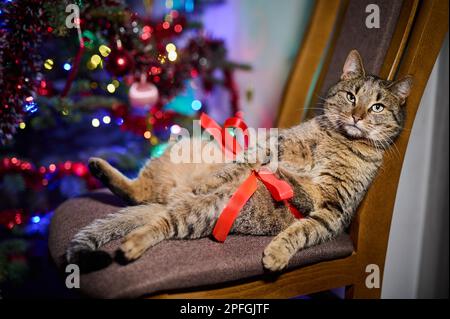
[48,189,354,298]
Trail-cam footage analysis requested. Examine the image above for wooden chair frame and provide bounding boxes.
[151,0,448,299]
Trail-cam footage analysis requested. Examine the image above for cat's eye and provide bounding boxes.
[346,92,356,104]
[370,104,385,113]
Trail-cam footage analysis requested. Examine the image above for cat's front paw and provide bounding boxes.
[119,233,149,261]
[262,246,290,272]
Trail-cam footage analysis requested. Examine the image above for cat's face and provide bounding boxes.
[324,50,413,145]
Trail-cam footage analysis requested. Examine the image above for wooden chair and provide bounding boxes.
[152,0,448,298]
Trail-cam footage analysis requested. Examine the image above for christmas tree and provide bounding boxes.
[0,0,249,293]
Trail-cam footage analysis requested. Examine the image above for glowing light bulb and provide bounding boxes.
[44,59,54,70]
[19,122,26,129]
[174,24,183,33]
[144,131,152,139]
[102,115,111,124]
[31,216,41,224]
[106,84,116,93]
[191,100,202,111]
[24,96,38,113]
[64,161,72,170]
[168,50,177,62]
[99,45,111,57]
[63,62,72,71]
[91,118,100,127]
[90,54,102,66]
[166,43,176,52]
[141,32,150,40]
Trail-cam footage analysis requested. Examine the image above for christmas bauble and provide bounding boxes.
[129,81,159,108]
[106,47,134,77]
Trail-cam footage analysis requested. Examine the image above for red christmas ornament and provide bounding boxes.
[106,40,135,77]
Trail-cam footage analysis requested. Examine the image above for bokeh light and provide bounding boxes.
[166,43,176,52]
[63,63,72,71]
[106,83,116,93]
[102,116,111,124]
[191,100,202,111]
[44,59,54,70]
[99,45,111,57]
[168,50,177,62]
[91,118,100,127]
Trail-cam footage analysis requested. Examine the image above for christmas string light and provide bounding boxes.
[0,157,98,192]
[191,99,202,111]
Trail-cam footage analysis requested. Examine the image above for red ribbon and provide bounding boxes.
[212,168,304,242]
[212,171,258,242]
[200,113,249,158]
[200,113,304,242]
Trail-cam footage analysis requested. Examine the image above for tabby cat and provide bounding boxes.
[66,50,412,271]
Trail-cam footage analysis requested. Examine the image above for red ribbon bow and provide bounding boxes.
[200,113,304,242]
[200,112,249,158]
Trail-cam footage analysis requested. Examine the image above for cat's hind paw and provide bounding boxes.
[66,244,112,273]
[88,157,108,180]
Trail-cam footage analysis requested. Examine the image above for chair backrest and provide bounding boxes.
[277,0,448,298]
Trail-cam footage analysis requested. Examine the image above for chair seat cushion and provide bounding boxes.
[49,189,354,298]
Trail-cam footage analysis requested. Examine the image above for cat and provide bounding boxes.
[66,50,412,271]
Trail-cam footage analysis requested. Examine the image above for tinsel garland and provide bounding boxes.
[0,0,50,143]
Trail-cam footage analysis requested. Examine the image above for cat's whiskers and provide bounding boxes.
[316,114,344,132]
[304,107,327,111]
[374,130,401,159]
[382,133,401,159]
[315,95,329,103]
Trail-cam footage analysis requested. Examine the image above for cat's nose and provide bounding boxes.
[352,114,363,124]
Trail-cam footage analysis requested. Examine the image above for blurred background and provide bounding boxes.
[0,0,447,298]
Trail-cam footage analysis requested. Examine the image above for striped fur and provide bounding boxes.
[67,50,412,271]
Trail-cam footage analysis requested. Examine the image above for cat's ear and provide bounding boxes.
[389,75,413,103]
[341,50,365,80]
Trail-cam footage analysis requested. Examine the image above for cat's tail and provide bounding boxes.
[66,205,159,264]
